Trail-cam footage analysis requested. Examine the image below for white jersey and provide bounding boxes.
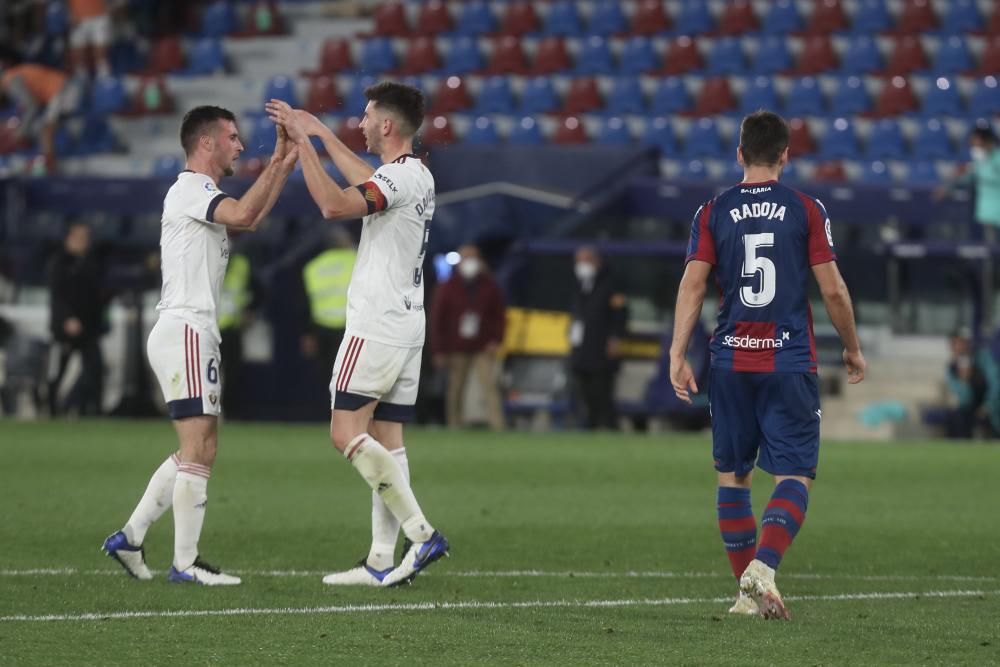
[348,154,435,347]
[155,170,231,342]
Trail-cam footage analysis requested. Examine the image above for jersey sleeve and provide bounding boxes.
[802,195,837,265]
[185,176,231,224]
[685,201,716,265]
[356,163,404,215]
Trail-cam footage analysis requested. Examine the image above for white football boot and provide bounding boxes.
[728,590,760,616]
[739,559,790,620]
[167,556,241,586]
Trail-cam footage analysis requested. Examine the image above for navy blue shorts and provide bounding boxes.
[708,369,821,479]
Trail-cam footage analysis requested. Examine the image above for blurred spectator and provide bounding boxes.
[48,222,108,416]
[944,328,1000,439]
[568,246,628,430]
[68,0,111,78]
[431,244,506,430]
[936,123,1000,242]
[217,231,260,419]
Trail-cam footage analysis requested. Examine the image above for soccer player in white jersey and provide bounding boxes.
[266,82,448,587]
[102,106,298,585]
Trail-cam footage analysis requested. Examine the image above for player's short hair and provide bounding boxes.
[739,110,790,167]
[180,106,236,155]
[364,82,425,137]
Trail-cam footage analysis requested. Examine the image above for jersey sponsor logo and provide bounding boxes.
[203,181,218,193]
[740,186,772,194]
[722,330,790,349]
[374,172,398,193]
[729,202,786,223]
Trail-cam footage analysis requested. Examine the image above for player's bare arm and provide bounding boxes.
[669,259,712,403]
[812,260,866,384]
[213,126,298,231]
[286,106,375,186]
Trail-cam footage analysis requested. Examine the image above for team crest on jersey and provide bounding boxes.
[825,218,834,247]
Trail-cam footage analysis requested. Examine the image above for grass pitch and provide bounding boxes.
[1,420,998,666]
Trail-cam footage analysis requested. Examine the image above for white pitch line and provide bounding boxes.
[1,589,996,623]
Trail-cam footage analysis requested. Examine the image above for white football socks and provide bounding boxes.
[345,435,433,545]
[367,448,410,570]
[123,452,179,546]
[173,463,211,571]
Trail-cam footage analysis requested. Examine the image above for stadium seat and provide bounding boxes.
[796,36,838,74]
[788,117,816,156]
[429,76,473,114]
[662,36,704,75]
[804,0,850,34]
[705,38,746,75]
[851,0,893,34]
[679,159,709,180]
[894,0,938,34]
[932,36,974,75]
[530,37,571,75]
[79,116,119,153]
[242,1,285,37]
[683,118,725,158]
[552,116,588,144]
[675,1,716,35]
[650,78,691,114]
[442,37,484,75]
[508,116,545,144]
[303,76,341,115]
[908,160,939,184]
[819,118,860,159]
[201,1,238,38]
[262,76,298,108]
[761,0,803,34]
[941,0,983,34]
[89,76,127,116]
[152,155,183,177]
[562,78,603,115]
[304,38,351,77]
[416,1,454,36]
[885,36,929,76]
[864,160,893,184]
[182,38,226,76]
[543,1,583,37]
[130,77,173,115]
[589,1,628,36]
[979,37,1000,76]
[912,119,955,160]
[753,36,792,74]
[359,38,397,74]
[245,114,276,156]
[866,119,907,159]
[499,2,541,36]
[921,77,963,116]
[640,117,679,156]
[373,3,410,37]
[740,76,780,114]
[474,76,516,114]
[829,76,871,115]
[46,0,68,35]
[619,37,658,74]
[606,77,646,115]
[336,116,366,152]
[398,37,441,75]
[692,78,737,116]
[343,75,377,115]
[520,77,560,114]
[454,2,496,36]
[718,0,759,35]
[464,116,500,145]
[969,76,1000,117]
[486,37,529,75]
[576,36,615,75]
[813,160,847,181]
[596,117,632,145]
[421,115,457,146]
[840,35,883,74]
[630,0,671,35]
[873,76,919,116]
[784,77,825,116]
[145,36,184,75]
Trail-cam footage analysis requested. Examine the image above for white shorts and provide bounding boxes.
[329,334,422,422]
[147,316,222,419]
[70,15,112,49]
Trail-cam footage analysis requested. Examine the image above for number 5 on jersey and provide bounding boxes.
[740,232,776,308]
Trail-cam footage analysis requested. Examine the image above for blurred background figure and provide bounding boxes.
[936,123,1000,242]
[568,246,627,431]
[431,244,506,430]
[217,231,260,420]
[68,0,112,79]
[48,222,107,416]
[944,328,1000,439]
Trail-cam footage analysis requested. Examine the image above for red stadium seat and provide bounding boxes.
[428,76,473,114]
[373,2,410,37]
[499,1,540,36]
[486,36,529,74]
[303,37,352,77]
[804,0,849,34]
[885,36,929,76]
[630,0,671,35]
[813,161,846,182]
[895,0,938,34]
[531,37,572,75]
[421,115,457,146]
[337,116,367,152]
[873,76,919,116]
[304,76,341,114]
[240,1,285,36]
[562,78,603,114]
[718,0,759,35]
[661,36,703,75]
[691,77,737,116]
[979,37,1000,74]
[788,118,816,157]
[553,116,589,144]
[145,36,184,75]
[415,1,454,35]
[398,37,441,75]
[989,5,1000,34]
[796,36,838,74]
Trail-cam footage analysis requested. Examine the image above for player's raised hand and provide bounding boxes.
[670,356,699,404]
[294,109,330,137]
[843,348,866,384]
[272,123,289,161]
[265,99,307,143]
[281,144,299,170]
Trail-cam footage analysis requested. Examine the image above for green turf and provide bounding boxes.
[1,420,998,666]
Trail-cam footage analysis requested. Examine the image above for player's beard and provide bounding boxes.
[366,132,381,155]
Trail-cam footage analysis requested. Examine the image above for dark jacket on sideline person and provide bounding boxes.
[569,268,628,372]
[431,272,506,355]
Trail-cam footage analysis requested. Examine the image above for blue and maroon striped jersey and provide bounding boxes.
[685,179,837,373]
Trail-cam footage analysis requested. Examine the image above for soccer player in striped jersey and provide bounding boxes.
[670,111,866,619]
[266,82,448,587]
[102,106,298,585]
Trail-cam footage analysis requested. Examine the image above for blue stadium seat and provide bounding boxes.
[359,38,397,74]
[940,0,983,34]
[619,37,658,75]
[89,76,127,116]
[908,160,939,184]
[724,158,745,182]
[53,126,78,157]
[683,118,725,158]
[932,36,974,75]
[454,1,496,36]
[740,76,780,114]
[246,114,277,156]
[508,116,545,145]
[182,38,226,76]
[921,77,963,116]
[780,160,801,182]
[840,36,882,74]
[706,38,746,75]
[679,159,709,180]
[77,117,118,154]
[851,0,892,34]
[46,1,68,35]
[675,1,716,35]
[588,1,628,36]
[761,0,802,34]
[464,116,501,145]
[912,119,955,160]
[784,77,825,116]
[829,76,870,115]
[753,36,792,74]
[866,119,907,159]
[596,117,632,145]
[520,77,560,114]
[344,76,377,116]
[442,37,484,74]
[201,1,238,38]
[820,118,861,159]
[475,76,516,114]
[969,76,1000,117]
[650,78,691,115]
[575,36,615,75]
[864,160,893,184]
[543,1,583,36]
[152,155,183,177]
[640,117,678,156]
[262,76,298,108]
[606,77,646,115]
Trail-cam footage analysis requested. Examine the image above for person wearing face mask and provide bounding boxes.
[430,244,507,430]
[935,124,1000,242]
[943,327,1000,439]
[568,246,628,430]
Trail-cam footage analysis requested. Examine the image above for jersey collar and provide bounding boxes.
[739,179,778,186]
